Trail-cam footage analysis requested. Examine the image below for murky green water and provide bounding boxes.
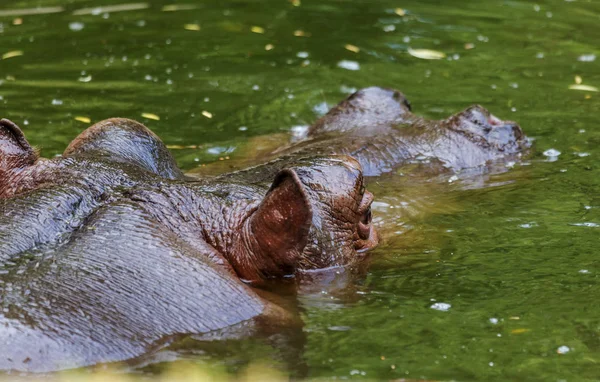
[1,0,600,380]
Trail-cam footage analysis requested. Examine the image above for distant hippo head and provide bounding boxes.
[446,105,529,153]
[228,155,378,283]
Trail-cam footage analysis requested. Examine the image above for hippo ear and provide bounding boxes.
[0,119,37,171]
[235,169,313,282]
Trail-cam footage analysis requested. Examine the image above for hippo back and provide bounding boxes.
[0,199,264,372]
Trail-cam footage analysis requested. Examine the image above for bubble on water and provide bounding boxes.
[557,346,570,354]
[296,51,309,58]
[489,318,499,324]
[51,99,63,105]
[543,148,561,157]
[337,60,360,71]
[252,84,260,91]
[238,126,248,131]
[69,22,85,31]
[383,25,395,32]
[536,52,545,59]
[510,82,519,89]
[430,302,451,311]
[489,362,494,367]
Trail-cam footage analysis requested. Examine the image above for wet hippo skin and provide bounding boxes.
[0,118,377,372]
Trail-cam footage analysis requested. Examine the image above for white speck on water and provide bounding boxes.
[534,4,541,11]
[491,84,497,90]
[69,22,85,31]
[579,129,586,134]
[238,126,248,131]
[578,54,596,62]
[510,82,519,89]
[403,36,411,43]
[252,84,260,91]
[520,223,536,228]
[576,152,590,157]
[23,120,29,126]
[546,11,553,18]
[290,125,309,139]
[570,222,599,228]
[51,99,63,105]
[340,85,357,94]
[557,346,570,354]
[536,52,545,59]
[489,362,494,367]
[430,302,451,311]
[543,148,561,157]
[371,201,391,211]
[78,75,92,82]
[328,326,351,331]
[489,317,499,324]
[511,107,517,112]
[579,269,590,274]
[144,74,152,81]
[313,101,330,116]
[584,206,592,210]
[296,51,309,58]
[383,24,396,32]
[136,20,146,27]
[337,60,360,71]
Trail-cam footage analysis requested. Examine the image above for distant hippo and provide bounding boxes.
[192,87,529,177]
[292,86,529,175]
[0,118,377,372]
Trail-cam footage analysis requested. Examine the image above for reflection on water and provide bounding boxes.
[1,0,600,380]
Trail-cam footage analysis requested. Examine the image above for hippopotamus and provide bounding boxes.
[192,86,529,178]
[0,118,377,372]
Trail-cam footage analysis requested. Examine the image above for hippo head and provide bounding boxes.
[228,155,378,283]
[445,105,529,153]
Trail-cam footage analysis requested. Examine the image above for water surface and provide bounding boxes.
[1,0,599,380]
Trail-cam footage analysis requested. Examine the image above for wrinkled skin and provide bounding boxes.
[0,118,377,372]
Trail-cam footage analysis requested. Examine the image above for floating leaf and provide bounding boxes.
[250,26,265,34]
[395,8,406,16]
[74,116,91,124]
[162,4,198,11]
[344,44,360,53]
[202,111,213,119]
[184,23,200,31]
[294,30,308,37]
[12,18,22,25]
[569,84,598,92]
[511,328,530,334]
[2,50,23,60]
[464,43,475,50]
[408,47,446,60]
[141,112,160,120]
[575,75,582,84]
[72,3,149,15]
[265,44,274,51]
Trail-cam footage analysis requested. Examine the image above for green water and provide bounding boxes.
[1,0,600,380]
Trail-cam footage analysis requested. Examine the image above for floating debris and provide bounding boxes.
[557,346,570,354]
[293,30,308,37]
[167,145,198,150]
[51,99,63,106]
[408,47,446,60]
[265,44,274,51]
[464,43,475,50]
[73,3,149,16]
[250,26,265,34]
[141,112,160,121]
[69,22,85,31]
[162,4,198,12]
[184,23,200,31]
[345,44,360,53]
[578,54,596,62]
[2,51,23,60]
[337,60,360,71]
[394,8,406,16]
[569,84,598,92]
[0,6,63,17]
[291,0,301,6]
[511,328,530,334]
[575,75,582,84]
[78,75,92,82]
[430,302,451,311]
[296,51,309,58]
[12,18,22,25]
[543,148,561,157]
[74,116,91,124]
[201,111,213,119]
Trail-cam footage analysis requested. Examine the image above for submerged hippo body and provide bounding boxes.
[0,119,377,372]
